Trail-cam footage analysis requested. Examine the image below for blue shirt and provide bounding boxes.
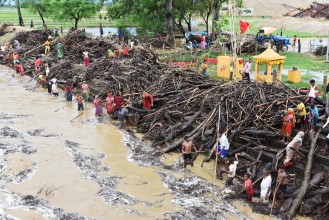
[310,106,319,117]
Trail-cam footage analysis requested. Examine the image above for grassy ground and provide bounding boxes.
[160,49,329,89]
[0,7,115,29]
[221,17,323,38]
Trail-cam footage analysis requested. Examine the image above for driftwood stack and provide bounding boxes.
[3,30,329,219]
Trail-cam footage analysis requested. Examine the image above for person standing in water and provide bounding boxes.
[81,81,90,102]
[182,136,197,168]
[65,84,72,101]
[52,81,59,96]
[76,92,84,111]
[93,95,103,117]
[106,92,115,116]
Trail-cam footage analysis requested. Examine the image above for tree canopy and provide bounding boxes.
[49,0,103,29]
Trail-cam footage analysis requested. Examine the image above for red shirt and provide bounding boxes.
[123,46,128,56]
[114,96,124,108]
[35,59,41,67]
[245,179,254,194]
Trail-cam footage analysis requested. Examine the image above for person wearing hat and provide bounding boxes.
[119,104,129,129]
[81,81,90,102]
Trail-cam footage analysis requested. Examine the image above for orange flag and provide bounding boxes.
[240,20,250,34]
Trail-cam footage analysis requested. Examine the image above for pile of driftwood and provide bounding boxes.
[4,30,329,219]
[0,24,9,37]
[15,30,51,47]
[314,46,328,56]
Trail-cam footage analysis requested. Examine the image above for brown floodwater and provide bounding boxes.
[0,66,311,220]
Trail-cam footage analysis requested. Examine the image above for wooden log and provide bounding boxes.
[286,130,320,220]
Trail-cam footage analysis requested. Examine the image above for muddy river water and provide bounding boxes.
[0,66,309,220]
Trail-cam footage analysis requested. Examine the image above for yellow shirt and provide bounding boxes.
[44,41,50,46]
[297,103,306,116]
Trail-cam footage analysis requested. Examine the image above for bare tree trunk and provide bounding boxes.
[16,0,24,26]
[286,131,320,220]
[166,0,174,45]
[211,0,219,37]
[37,9,47,28]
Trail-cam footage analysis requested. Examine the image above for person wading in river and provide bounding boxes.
[51,81,59,96]
[114,93,124,118]
[270,165,289,210]
[182,136,197,168]
[106,92,115,116]
[119,104,129,129]
[212,129,230,180]
[93,95,103,117]
[81,81,90,102]
[76,92,84,111]
[65,84,72,101]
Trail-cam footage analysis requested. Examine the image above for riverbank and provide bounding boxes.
[0,65,282,220]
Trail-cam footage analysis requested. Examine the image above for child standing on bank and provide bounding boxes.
[244,173,254,201]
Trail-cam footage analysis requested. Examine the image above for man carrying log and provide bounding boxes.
[213,129,230,180]
[182,136,197,168]
[270,165,289,209]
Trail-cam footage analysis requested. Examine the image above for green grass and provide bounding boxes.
[281,52,329,72]
[221,16,324,38]
[0,7,115,28]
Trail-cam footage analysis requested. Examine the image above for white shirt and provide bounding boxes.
[130,41,134,49]
[228,161,238,177]
[52,84,58,93]
[83,52,89,58]
[309,85,316,98]
[260,175,272,197]
[1,45,7,52]
[244,61,252,73]
[219,134,229,150]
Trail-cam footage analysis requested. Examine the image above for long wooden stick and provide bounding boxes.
[70,112,84,122]
[211,104,221,210]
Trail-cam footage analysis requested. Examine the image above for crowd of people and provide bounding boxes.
[181,78,325,210]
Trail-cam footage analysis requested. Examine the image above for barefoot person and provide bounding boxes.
[283,131,304,167]
[213,129,230,179]
[76,92,84,111]
[182,136,197,168]
[260,169,272,204]
[270,165,289,209]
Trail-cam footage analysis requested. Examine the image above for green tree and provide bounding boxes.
[50,0,101,29]
[0,0,25,26]
[21,0,50,28]
[195,0,212,33]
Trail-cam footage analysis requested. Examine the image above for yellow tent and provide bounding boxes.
[253,47,286,83]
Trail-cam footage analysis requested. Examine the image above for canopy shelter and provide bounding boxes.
[253,47,286,83]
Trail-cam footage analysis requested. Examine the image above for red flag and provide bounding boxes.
[240,20,250,34]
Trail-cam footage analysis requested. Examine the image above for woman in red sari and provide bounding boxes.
[281,108,296,143]
[106,92,114,116]
[142,92,154,110]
